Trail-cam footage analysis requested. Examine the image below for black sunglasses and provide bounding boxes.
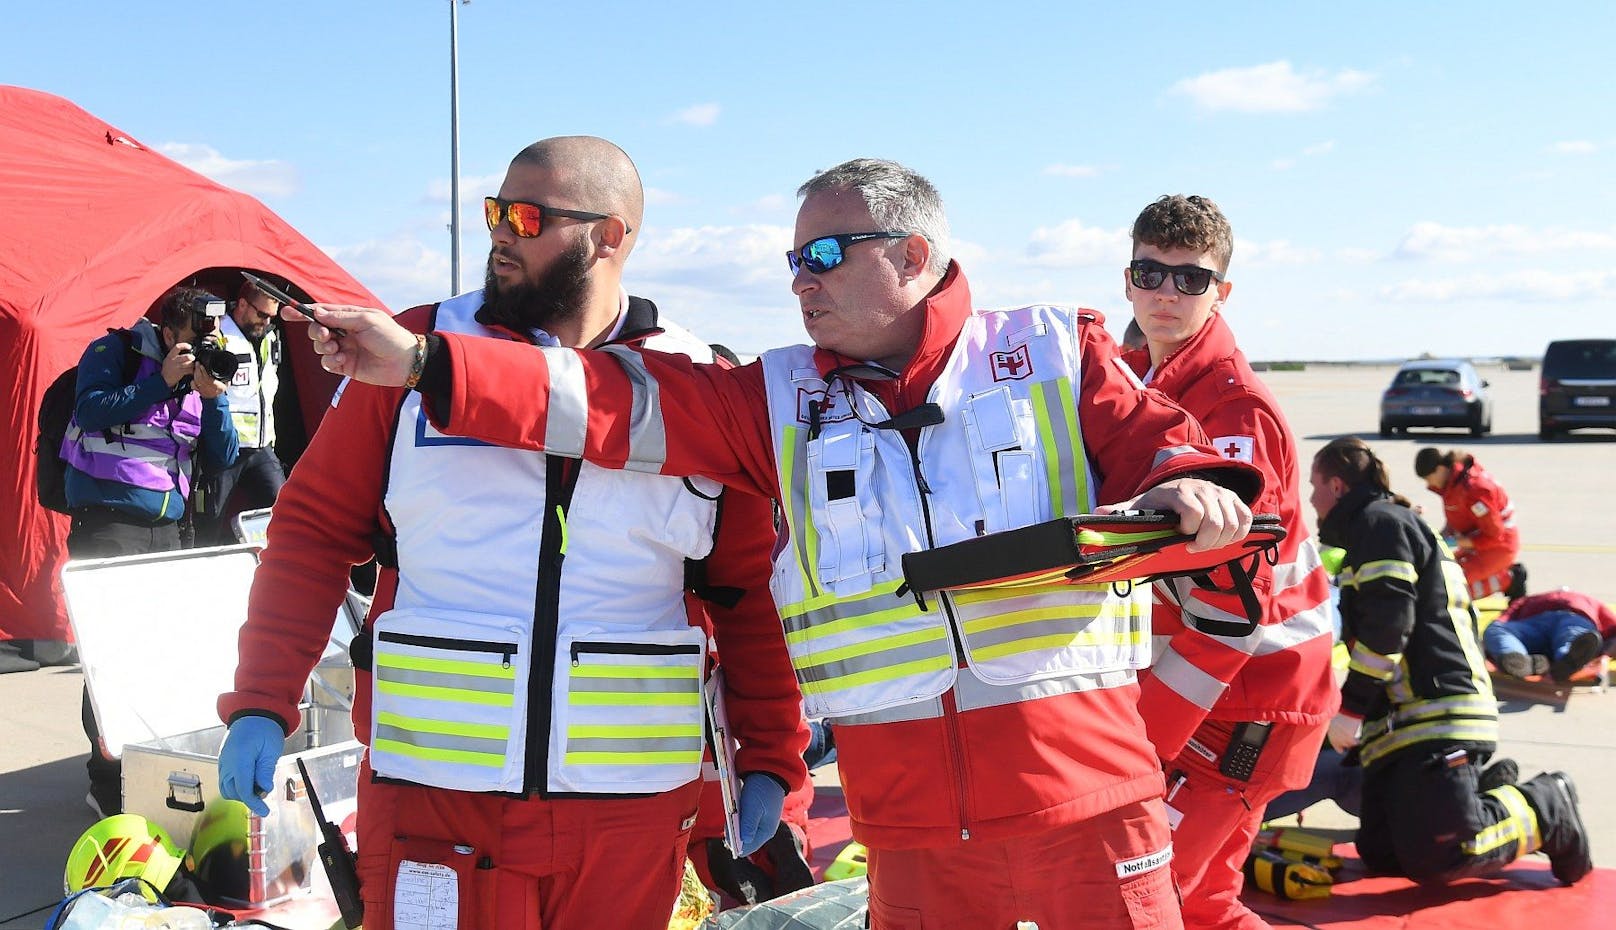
[1128,259,1224,297]
[787,231,910,275]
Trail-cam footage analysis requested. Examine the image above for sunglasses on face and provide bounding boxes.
[484,196,621,239]
[787,231,910,275]
[1128,259,1224,296]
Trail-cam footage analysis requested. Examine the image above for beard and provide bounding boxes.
[480,238,592,335]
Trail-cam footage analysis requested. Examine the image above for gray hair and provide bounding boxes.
[798,158,952,275]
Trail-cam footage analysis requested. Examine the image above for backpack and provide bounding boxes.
[35,329,140,513]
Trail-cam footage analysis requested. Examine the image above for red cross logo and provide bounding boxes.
[990,346,1033,381]
[1223,441,1242,458]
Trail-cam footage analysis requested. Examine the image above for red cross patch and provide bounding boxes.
[796,387,854,425]
[990,346,1033,381]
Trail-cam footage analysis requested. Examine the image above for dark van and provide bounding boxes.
[1540,339,1616,439]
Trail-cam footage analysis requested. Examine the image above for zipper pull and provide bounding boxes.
[503,649,513,669]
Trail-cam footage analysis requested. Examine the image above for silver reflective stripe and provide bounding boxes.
[1271,541,1324,589]
[830,696,943,726]
[793,632,953,684]
[377,666,516,694]
[954,666,1135,712]
[566,736,703,754]
[1028,377,1087,517]
[1150,634,1175,664]
[544,347,589,456]
[1149,646,1228,711]
[964,614,1127,654]
[1348,642,1399,679]
[600,345,667,473]
[569,677,698,694]
[780,585,918,641]
[375,723,506,757]
[1152,445,1198,470]
[1252,602,1334,656]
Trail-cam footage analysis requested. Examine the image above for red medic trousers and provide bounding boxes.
[1457,546,1515,598]
[354,761,702,929]
[1165,719,1330,930]
[864,797,1181,930]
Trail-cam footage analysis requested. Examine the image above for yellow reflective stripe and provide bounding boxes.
[563,751,703,765]
[556,504,568,555]
[1465,785,1540,858]
[374,711,510,740]
[793,626,949,668]
[374,737,505,767]
[1075,528,1178,547]
[567,691,702,706]
[972,630,1145,662]
[950,581,1112,607]
[959,601,1141,635]
[566,724,703,739]
[1030,381,1066,517]
[779,578,906,620]
[1351,559,1418,586]
[779,425,823,599]
[1347,642,1401,681]
[798,654,955,696]
[570,664,700,679]
[376,653,516,679]
[785,599,926,647]
[1052,377,1087,511]
[376,681,514,706]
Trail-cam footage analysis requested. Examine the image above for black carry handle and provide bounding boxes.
[296,759,365,930]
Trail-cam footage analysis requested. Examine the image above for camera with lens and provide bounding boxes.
[186,296,242,383]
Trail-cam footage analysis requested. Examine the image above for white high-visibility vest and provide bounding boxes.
[368,290,722,795]
[758,304,1155,723]
[217,313,278,449]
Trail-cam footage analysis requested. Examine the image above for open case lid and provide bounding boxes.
[63,545,262,757]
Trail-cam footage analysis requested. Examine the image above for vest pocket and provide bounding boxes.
[806,424,885,596]
[548,628,707,794]
[368,608,530,793]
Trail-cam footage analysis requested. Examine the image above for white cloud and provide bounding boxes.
[1238,238,1323,265]
[645,187,687,206]
[1024,219,1130,268]
[1337,247,1382,264]
[1394,221,1616,261]
[1381,269,1616,303]
[159,142,298,198]
[669,103,721,127]
[1271,158,1296,171]
[1169,61,1374,114]
[426,172,506,203]
[1549,140,1597,155]
[326,234,451,312]
[1302,140,1336,156]
[1044,163,1102,178]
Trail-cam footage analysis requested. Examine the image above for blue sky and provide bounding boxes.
[8,2,1613,360]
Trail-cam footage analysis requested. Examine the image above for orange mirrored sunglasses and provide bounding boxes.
[484,197,624,238]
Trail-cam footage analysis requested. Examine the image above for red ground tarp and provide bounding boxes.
[0,85,385,642]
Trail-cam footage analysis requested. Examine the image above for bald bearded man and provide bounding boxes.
[215,137,807,929]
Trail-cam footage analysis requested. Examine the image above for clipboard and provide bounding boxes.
[703,666,744,855]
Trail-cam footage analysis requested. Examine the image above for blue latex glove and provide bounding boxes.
[736,773,788,857]
[218,715,286,816]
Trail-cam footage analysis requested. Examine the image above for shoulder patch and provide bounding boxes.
[1213,435,1255,463]
[1470,501,1489,517]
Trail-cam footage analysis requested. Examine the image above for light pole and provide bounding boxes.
[449,0,465,295]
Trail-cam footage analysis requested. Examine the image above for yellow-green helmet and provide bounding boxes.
[189,798,252,904]
[64,814,185,900]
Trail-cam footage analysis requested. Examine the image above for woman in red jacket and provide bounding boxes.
[1414,448,1523,599]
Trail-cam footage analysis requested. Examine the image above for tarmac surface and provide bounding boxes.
[2,362,1612,927]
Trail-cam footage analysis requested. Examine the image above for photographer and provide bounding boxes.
[193,280,290,545]
[61,284,238,815]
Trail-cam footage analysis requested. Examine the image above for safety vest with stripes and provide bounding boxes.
[217,313,278,449]
[759,304,1152,721]
[367,290,721,795]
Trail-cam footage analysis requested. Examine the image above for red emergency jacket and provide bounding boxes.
[416,264,1265,848]
[1125,313,1339,759]
[1431,457,1519,558]
[217,301,807,793]
[1497,589,1616,639]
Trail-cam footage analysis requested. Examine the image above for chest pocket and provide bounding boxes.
[962,386,1045,534]
[805,420,885,597]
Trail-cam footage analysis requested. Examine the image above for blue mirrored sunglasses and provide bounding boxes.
[787,231,910,275]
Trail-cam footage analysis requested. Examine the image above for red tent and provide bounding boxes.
[0,86,386,643]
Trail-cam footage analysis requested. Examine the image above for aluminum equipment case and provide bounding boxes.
[64,545,366,909]
[122,706,362,907]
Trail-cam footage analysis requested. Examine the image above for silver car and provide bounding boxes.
[1379,359,1492,437]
